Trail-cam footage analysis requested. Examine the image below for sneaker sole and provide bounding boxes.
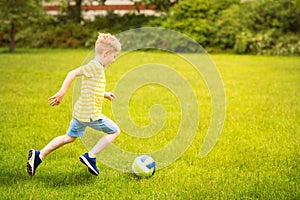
[27,149,35,176]
[79,156,99,176]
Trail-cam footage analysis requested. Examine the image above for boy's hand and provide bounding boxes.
[104,92,116,101]
[48,91,64,106]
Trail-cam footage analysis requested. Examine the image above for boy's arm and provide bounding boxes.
[48,68,82,106]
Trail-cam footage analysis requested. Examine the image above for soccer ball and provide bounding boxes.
[132,155,156,177]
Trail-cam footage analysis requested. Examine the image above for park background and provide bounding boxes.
[0,0,299,199]
[0,0,299,55]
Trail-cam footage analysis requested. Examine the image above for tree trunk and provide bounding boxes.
[9,21,15,52]
[75,0,82,23]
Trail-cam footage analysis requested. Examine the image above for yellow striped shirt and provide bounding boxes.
[73,60,106,122]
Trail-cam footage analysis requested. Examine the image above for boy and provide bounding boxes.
[27,33,121,176]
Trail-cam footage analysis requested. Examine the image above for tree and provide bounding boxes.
[242,0,300,34]
[131,0,179,12]
[162,0,213,45]
[0,0,42,52]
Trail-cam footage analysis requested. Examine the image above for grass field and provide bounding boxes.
[0,49,299,199]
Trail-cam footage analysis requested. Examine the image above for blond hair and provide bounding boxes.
[95,33,121,54]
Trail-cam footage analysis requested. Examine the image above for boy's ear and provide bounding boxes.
[104,50,111,57]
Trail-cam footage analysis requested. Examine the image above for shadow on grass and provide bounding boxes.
[0,167,97,188]
[39,171,97,188]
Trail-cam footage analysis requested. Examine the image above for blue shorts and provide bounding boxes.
[67,115,120,137]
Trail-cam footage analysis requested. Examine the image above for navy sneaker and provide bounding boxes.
[79,153,99,176]
[27,149,42,176]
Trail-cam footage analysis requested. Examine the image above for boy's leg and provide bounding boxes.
[40,118,86,159]
[79,115,120,176]
[40,135,76,159]
[27,118,85,176]
[27,134,76,176]
[88,132,120,158]
[88,114,120,158]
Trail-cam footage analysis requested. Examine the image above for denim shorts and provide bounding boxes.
[67,115,120,137]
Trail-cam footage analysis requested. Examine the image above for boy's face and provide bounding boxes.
[103,51,119,68]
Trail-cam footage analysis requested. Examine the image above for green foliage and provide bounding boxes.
[162,0,299,55]
[273,34,300,55]
[242,0,300,34]
[0,0,43,51]
[2,12,158,49]
[234,0,300,55]
[131,0,179,12]
[234,30,252,54]
[163,0,213,45]
[235,30,300,55]
[213,4,242,49]
[88,12,158,33]
[162,0,242,47]
[14,16,90,48]
[0,0,42,23]
[114,28,203,53]
[0,0,299,55]
[85,12,159,48]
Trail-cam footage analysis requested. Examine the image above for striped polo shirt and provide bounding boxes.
[73,59,106,122]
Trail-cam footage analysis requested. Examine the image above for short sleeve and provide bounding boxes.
[80,60,102,78]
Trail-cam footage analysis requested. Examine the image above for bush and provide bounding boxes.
[85,12,159,48]
[16,20,91,48]
[213,4,242,49]
[116,27,204,53]
[1,11,159,49]
[273,34,300,55]
[162,0,240,48]
[162,0,213,46]
[234,30,252,54]
[233,0,300,55]
[234,29,300,55]
[162,0,299,55]
[242,0,300,34]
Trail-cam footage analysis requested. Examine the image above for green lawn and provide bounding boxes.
[0,49,299,199]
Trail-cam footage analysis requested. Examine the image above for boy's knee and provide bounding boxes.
[64,135,76,143]
[114,130,120,137]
